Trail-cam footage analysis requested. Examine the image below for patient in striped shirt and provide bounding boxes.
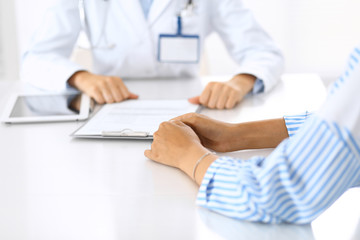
[144,46,360,224]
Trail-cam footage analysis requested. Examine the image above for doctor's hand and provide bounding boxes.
[68,71,139,104]
[144,120,218,185]
[188,74,256,109]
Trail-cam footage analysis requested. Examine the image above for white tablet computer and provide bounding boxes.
[1,93,91,123]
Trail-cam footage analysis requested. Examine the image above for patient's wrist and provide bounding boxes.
[222,123,251,151]
[193,154,218,185]
[179,146,208,178]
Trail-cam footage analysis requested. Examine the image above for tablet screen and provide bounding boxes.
[10,94,81,118]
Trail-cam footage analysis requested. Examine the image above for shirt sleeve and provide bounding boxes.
[251,78,265,94]
[319,45,360,140]
[327,46,360,96]
[282,45,360,139]
[197,115,360,224]
[20,0,85,91]
[283,112,313,138]
[209,0,284,93]
[197,45,360,224]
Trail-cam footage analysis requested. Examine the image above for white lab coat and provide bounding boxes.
[21,0,284,92]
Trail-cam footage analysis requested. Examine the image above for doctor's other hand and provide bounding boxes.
[144,120,218,184]
[68,71,139,104]
[188,74,256,109]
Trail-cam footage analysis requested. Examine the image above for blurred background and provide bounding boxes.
[1,0,360,85]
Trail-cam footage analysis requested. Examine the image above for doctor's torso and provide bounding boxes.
[84,0,210,79]
[22,0,282,92]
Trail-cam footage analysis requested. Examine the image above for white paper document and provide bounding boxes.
[72,99,200,139]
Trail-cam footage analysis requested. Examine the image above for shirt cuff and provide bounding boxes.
[252,78,265,94]
[283,111,312,138]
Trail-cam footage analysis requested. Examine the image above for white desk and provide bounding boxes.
[0,75,359,240]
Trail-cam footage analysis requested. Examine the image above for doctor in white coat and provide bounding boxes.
[21,0,284,109]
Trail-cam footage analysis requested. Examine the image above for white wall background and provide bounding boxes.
[0,1,4,75]
[204,0,360,84]
[0,0,19,80]
[0,0,3,76]
[2,0,360,83]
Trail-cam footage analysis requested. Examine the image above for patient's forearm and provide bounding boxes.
[227,118,289,151]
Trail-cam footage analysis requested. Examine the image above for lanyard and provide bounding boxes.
[181,0,194,17]
[177,16,183,35]
[177,0,195,35]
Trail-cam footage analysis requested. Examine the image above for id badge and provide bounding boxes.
[158,16,200,63]
[158,34,199,63]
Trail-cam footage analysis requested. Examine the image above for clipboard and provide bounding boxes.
[71,99,201,139]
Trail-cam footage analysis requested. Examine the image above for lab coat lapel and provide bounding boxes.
[148,0,173,25]
[117,0,148,38]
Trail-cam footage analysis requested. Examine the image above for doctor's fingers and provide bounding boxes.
[104,78,128,102]
[88,86,106,104]
[206,83,224,109]
[215,86,233,109]
[111,77,139,100]
[218,85,242,109]
[199,83,213,106]
[115,80,137,100]
[97,81,116,103]
[98,76,129,102]
[225,90,240,109]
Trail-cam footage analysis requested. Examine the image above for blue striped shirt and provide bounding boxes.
[197,46,360,224]
[329,46,360,95]
[283,46,360,137]
[283,112,312,138]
